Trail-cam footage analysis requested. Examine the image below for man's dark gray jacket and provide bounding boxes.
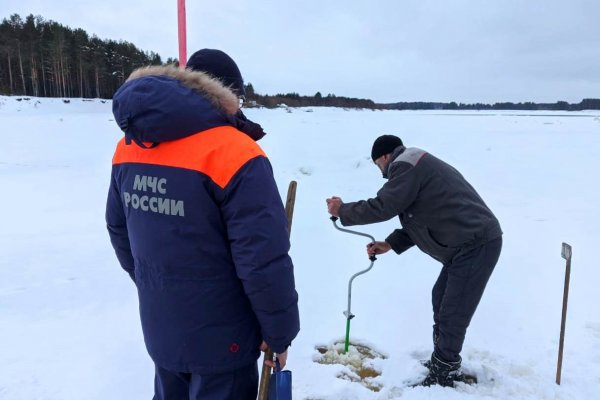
[339,146,502,264]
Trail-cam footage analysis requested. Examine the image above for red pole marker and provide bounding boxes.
[177,0,187,69]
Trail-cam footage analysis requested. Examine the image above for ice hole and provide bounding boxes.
[314,341,386,392]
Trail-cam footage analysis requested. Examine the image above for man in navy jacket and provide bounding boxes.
[106,50,299,399]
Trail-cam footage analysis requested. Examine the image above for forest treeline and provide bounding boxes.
[2,14,599,111]
[243,89,600,111]
[375,99,600,111]
[243,84,377,109]
[0,14,165,99]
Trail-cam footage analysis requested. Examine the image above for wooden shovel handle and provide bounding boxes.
[257,180,297,399]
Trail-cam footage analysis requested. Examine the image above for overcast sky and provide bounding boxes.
[3,0,600,103]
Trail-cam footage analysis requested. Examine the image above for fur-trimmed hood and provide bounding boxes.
[112,65,241,145]
[126,66,239,115]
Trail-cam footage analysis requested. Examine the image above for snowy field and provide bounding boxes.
[1,96,599,399]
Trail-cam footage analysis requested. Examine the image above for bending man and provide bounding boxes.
[326,135,501,387]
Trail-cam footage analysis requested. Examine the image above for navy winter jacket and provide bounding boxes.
[106,66,299,374]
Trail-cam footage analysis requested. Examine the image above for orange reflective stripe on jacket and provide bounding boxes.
[112,126,266,189]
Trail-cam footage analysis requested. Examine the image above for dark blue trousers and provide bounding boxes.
[153,363,258,400]
[432,237,502,363]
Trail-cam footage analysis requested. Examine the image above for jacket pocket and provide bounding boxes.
[427,228,450,248]
[403,218,457,263]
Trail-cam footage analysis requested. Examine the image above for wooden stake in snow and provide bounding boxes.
[177,0,187,68]
[556,242,572,385]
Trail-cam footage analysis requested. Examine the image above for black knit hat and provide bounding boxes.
[371,135,404,161]
[186,49,246,96]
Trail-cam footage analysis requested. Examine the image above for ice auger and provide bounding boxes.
[330,216,377,353]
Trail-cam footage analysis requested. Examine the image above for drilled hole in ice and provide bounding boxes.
[314,341,386,392]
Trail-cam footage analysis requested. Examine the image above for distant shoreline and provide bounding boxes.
[3,95,600,114]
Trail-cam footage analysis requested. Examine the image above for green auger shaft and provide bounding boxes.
[344,318,351,354]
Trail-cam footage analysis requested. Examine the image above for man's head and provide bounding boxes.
[371,135,403,174]
[187,49,246,97]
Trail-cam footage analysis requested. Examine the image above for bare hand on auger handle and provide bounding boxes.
[326,196,392,259]
[367,241,391,257]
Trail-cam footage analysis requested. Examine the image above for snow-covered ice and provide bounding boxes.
[1,96,599,399]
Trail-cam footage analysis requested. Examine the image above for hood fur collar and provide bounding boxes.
[126,65,240,115]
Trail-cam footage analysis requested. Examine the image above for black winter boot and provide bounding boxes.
[418,353,463,387]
